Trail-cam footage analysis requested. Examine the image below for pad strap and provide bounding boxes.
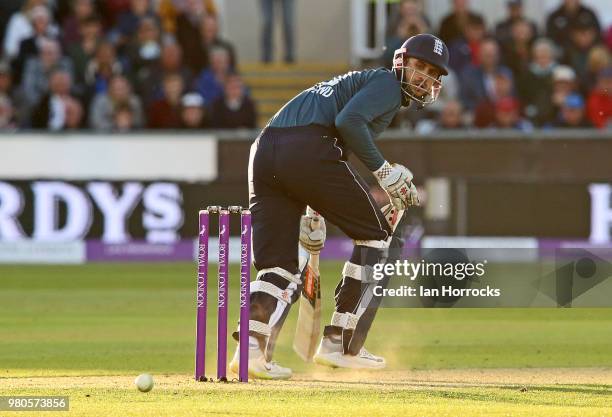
[249,320,271,336]
[250,280,293,304]
[354,238,391,249]
[331,311,359,330]
[342,261,376,283]
[257,267,302,284]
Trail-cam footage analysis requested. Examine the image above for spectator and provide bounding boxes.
[0,61,14,99]
[20,38,73,112]
[606,25,612,51]
[500,18,535,79]
[260,0,296,63]
[0,94,16,130]
[494,0,538,50]
[581,45,610,96]
[147,73,184,128]
[100,0,132,30]
[555,93,591,127]
[113,0,156,49]
[179,92,209,129]
[562,18,602,82]
[61,0,97,47]
[3,0,51,60]
[551,65,578,119]
[125,16,162,95]
[491,96,532,130]
[438,0,484,46]
[586,67,612,129]
[210,74,257,128]
[89,74,143,129]
[415,99,466,133]
[112,102,136,131]
[83,41,123,99]
[64,96,85,129]
[201,14,237,70]
[0,2,22,55]
[31,68,76,130]
[474,68,515,127]
[459,38,508,111]
[157,0,217,35]
[437,98,466,129]
[518,38,557,126]
[546,0,600,51]
[139,40,193,106]
[13,5,58,85]
[425,67,460,113]
[195,46,231,104]
[0,59,19,125]
[386,0,430,41]
[175,0,209,73]
[438,100,467,129]
[448,14,486,75]
[66,15,103,94]
[383,5,430,67]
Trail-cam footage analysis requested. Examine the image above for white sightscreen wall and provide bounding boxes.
[0,134,217,181]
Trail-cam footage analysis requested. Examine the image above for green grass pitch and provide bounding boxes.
[0,262,610,416]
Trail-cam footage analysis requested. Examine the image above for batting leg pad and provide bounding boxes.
[234,266,305,360]
[326,236,405,354]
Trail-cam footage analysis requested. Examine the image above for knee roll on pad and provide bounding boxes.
[342,261,377,283]
[248,320,271,336]
[232,319,271,353]
[353,237,391,249]
[245,266,301,350]
[249,266,301,322]
[331,312,362,354]
[250,280,295,304]
[349,234,405,268]
[343,244,388,285]
[331,311,359,330]
[257,267,302,285]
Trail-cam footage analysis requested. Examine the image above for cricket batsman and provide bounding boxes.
[229,34,450,379]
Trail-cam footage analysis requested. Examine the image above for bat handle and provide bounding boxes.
[306,206,322,230]
[306,206,319,217]
[381,203,405,233]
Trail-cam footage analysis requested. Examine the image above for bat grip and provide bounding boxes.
[306,206,319,217]
[306,206,322,231]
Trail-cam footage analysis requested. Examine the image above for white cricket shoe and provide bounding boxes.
[229,337,292,380]
[313,335,386,369]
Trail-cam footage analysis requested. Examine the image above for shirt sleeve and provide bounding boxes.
[334,73,400,171]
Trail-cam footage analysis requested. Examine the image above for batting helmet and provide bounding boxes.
[392,34,450,107]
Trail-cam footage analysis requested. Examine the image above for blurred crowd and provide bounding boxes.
[0,0,256,131]
[385,0,612,131]
[0,0,610,132]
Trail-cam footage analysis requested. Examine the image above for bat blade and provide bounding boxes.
[293,251,321,362]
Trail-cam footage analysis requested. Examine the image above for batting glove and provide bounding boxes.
[299,212,326,255]
[373,161,419,210]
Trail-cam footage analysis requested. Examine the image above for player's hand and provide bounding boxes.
[373,161,419,210]
[299,212,326,254]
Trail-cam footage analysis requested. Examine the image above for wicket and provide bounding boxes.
[195,205,251,382]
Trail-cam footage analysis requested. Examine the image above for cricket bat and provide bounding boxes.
[293,210,322,362]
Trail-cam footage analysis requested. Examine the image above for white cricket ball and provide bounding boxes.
[135,373,154,392]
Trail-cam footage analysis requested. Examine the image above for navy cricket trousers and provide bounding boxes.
[248,124,391,273]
